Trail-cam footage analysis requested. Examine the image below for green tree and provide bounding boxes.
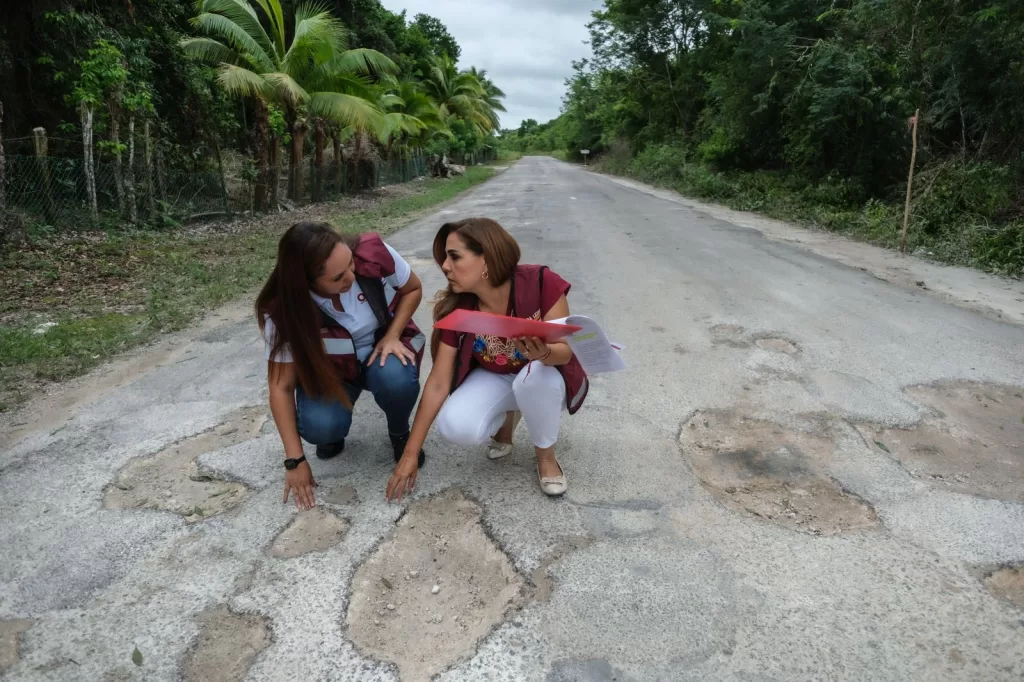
[182,0,397,205]
[412,13,461,62]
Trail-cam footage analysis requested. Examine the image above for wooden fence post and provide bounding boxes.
[900,108,920,254]
[80,102,98,224]
[1,102,6,239]
[144,120,156,221]
[33,127,57,221]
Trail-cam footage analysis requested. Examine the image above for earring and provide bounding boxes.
[482,271,489,280]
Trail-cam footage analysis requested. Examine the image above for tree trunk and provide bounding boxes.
[288,117,307,201]
[252,98,270,212]
[81,102,98,223]
[0,102,6,241]
[269,135,280,210]
[312,118,325,202]
[126,115,138,224]
[332,128,342,193]
[144,120,156,221]
[108,89,125,214]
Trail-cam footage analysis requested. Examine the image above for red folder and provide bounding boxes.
[434,309,582,343]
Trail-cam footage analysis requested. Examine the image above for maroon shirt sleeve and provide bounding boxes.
[540,268,572,317]
[439,328,460,348]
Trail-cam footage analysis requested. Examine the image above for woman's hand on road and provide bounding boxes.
[386,454,419,502]
[283,462,317,510]
[369,336,417,367]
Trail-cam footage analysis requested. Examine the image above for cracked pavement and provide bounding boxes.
[2,157,1023,680]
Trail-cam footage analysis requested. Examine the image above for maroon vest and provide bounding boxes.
[449,265,589,415]
[289,232,425,385]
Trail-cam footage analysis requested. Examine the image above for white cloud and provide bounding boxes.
[379,0,601,128]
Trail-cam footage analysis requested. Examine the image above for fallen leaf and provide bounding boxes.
[132,646,143,666]
[381,577,393,590]
[874,441,891,453]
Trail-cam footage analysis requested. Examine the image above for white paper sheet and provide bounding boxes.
[549,315,626,374]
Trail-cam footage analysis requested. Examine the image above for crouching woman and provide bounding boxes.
[386,217,588,501]
[257,221,427,510]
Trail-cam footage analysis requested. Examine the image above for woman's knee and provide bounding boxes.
[295,393,353,445]
[512,362,565,401]
[365,354,420,399]
[435,402,491,446]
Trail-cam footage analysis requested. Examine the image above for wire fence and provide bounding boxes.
[0,139,482,234]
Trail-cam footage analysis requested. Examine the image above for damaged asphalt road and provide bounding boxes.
[2,157,1024,680]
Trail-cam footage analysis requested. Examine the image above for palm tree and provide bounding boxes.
[375,75,447,152]
[467,66,508,132]
[421,56,493,134]
[182,0,397,205]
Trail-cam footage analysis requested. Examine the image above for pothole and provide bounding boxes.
[680,410,879,535]
[323,485,359,506]
[104,406,266,521]
[0,619,33,672]
[860,381,1023,501]
[346,489,523,682]
[182,606,271,682]
[710,324,749,348]
[755,337,800,355]
[982,566,1024,609]
[267,508,349,559]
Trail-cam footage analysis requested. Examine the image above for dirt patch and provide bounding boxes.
[680,410,879,535]
[182,605,271,682]
[104,405,266,521]
[755,337,800,355]
[530,536,593,602]
[323,485,359,506]
[983,566,1024,609]
[346,489,523,682]
[859,381,1023,501]
[710,323,749,348]
[0,619,33,672]
[266,507,349,559]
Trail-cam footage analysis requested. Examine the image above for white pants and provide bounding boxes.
[436,362,567,449]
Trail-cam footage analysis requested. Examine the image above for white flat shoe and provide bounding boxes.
[537,458,567,497]
[487,412,521,460]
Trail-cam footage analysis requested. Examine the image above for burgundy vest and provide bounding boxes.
[449,264,589,415]
[278,232,425,385]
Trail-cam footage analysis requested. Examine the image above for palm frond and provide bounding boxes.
[216,64,272,99]
[195,0,276,66]
[328,48,398,76]
[249,0,287,58]
[180,37,240,66]
[192,12,275,72]
[264,72,310,107]
[283,4,347,75]
[308,92,385,131]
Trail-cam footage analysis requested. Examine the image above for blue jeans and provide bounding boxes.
[295,355,420,445]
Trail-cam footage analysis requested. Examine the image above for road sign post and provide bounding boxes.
[581,149,590,165]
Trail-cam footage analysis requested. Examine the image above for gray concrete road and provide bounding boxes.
[2,156,1023,681]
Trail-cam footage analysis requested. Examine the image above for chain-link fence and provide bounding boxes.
[2,136,436,233]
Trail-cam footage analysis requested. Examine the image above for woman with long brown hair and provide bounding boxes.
[257,221,427,510]
[386,217,589,502]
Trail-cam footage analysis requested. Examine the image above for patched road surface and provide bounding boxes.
[2,157,1024,680]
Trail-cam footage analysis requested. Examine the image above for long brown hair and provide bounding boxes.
[256,221,359,404]
[430,218,521,357]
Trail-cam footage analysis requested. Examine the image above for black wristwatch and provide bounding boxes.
[284,455,307,470]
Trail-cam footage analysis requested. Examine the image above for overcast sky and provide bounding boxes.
[379,0,601,130]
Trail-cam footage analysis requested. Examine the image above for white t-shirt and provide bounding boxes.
[263,243,412,364]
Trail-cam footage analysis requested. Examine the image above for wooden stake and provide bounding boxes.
[144,120,156,220]
[33,127,57,221]
[900,108,920,254]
